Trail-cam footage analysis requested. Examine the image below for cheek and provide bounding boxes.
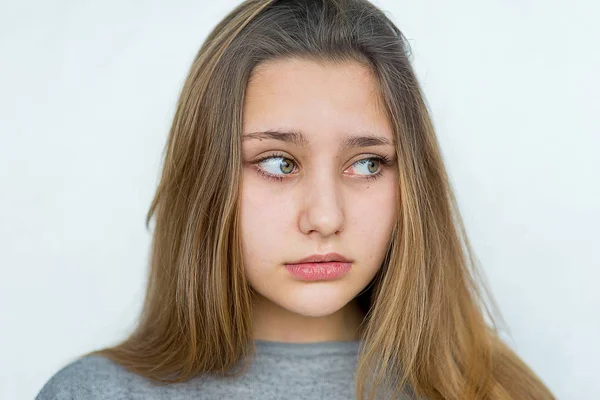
[357,178,397,216]
[239,176,294,265]
[349,184,398,257]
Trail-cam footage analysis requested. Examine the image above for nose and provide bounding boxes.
[298,169,345,237]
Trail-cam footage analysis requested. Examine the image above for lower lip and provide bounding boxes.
[284,262,352,281]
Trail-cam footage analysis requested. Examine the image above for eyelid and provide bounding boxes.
[254,151,296,165]
[253,152,393,167]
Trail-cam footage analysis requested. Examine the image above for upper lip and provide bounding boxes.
[286,252,352,264]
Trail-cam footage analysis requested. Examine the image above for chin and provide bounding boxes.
[276,291,351,317]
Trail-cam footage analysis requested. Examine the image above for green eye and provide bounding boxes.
[356,158,380,174]
[259,156,296,175]
[253,152,393,183]
[280,158,294,174]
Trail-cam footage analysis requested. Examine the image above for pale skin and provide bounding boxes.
[240,57,398,343]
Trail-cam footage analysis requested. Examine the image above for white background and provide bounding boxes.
[1,1,598,399]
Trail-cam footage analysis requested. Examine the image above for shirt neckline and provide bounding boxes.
[252,339,364,357]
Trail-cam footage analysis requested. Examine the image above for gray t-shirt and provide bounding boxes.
[36,339,390,399]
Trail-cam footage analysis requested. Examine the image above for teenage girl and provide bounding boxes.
[37,1,555,399]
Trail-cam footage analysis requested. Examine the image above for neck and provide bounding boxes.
[250,293,366,343]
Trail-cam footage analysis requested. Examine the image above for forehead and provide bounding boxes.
[242,57,393,145]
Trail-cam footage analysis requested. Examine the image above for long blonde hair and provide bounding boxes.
[86,1,555,398]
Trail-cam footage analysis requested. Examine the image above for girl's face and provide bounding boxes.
[240,57,398,339]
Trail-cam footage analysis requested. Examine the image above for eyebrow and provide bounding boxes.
[242,129,394,150]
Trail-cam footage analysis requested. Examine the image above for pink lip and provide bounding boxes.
[285,262,352,281]
[287,252,352,264]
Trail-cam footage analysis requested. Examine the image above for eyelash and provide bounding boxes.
[252,152,394,183]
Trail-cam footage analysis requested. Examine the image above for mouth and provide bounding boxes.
[284,262,352,281]
[284,253,353,281]
[285,252,352,264]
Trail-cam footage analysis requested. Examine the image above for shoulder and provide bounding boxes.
[35,354,139,400]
